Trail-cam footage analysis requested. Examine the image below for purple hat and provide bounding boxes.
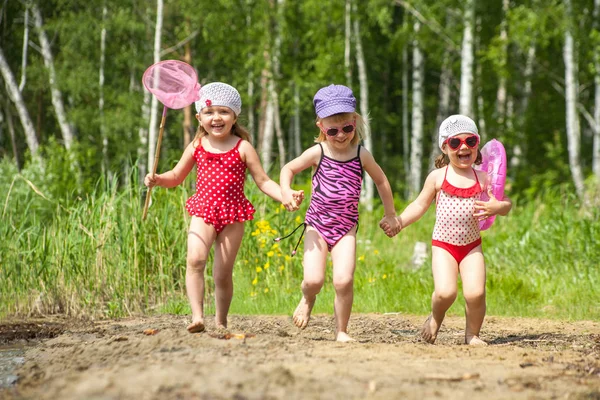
[313,84,356,118]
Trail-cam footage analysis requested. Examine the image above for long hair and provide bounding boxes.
[192,120,251,147]
[434,148,482,168]
[315,112,366,145]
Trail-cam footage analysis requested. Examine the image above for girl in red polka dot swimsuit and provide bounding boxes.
[144,82,303,334]
[381,115,512,347]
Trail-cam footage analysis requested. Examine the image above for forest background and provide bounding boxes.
[0,0,598,321]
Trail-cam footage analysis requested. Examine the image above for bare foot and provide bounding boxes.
[420,314,441,344]
[292,296,315,329]
[465,335,488,346]
[187,319,205,333]
[336,332,356,343]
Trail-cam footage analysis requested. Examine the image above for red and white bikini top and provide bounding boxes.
[432,167,483,246]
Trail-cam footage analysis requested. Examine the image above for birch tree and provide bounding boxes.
[353,1,374,209]
[147,0,163,174]
[409,21,424,198]
[99,2,108,175]
[0,46,39,157]
[459,0,475,117]
[563,0,585,199]
[593,0,600,180]
[32,2,74,150]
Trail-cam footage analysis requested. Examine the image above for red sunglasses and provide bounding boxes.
[445,135,479,150]
[319,121,356,136]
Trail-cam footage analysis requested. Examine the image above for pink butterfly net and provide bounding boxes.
[142,60,200,109]
[141,60,200,220]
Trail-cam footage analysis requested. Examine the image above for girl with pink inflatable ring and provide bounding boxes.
[381,114,512,346]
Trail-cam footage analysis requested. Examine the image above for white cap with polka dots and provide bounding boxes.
[195,82,242,116]
[438,114,480,150]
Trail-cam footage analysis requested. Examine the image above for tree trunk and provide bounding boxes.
[99,3,108,175]
[19,7,29,92]
[459,0,475,117]
[344,0,352,88]
[563,0,585,199]
[511,44,536,171]
[261,86,275,171]
[593,0,600,180]
[430,51,452,170]
[402,29,410,198]
[182,38,194,148]
[494,0,509,127]
[147,0,164,173]
[353,3,373,210]
[32,2,74,150]
[409,21,424,199]
[0,46,39,157]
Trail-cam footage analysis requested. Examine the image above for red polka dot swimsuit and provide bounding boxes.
[432,166,483,264]
[185,138,255,233]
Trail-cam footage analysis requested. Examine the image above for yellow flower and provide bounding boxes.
[279,265,285,272]
[280,204,285,209]
[267,251,275,257]
[264,262,270,269]
[358,255,365,262]
[252,277,258,285]
[285,255,291,261]
[368,277,375,283]
[256,267,263,273]
[374,250,380,255]
[250,291,257,297]
[382,274,387,279]
[295,216,302,224]
[271,243,279,250]
[264,288,269,293]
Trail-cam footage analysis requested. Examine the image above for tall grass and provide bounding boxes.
[1,158,599,321]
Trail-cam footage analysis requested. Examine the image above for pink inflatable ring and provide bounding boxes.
[474,139,507,231]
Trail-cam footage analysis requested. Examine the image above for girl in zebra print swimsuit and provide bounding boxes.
[280,84,400,342]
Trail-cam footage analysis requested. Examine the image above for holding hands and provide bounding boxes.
[379,215,401,238]
[282,188,305,211]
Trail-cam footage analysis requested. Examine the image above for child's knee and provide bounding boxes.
[464,289,485,305]
[302,278,324,293]
[333,276,354,293]
[434,289,457,304]
[187,256,207,273]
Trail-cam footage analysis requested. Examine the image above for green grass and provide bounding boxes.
[1,160,599,321]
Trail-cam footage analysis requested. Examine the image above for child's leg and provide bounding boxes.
[293,227,327,329]
[459,247,487,345]
[186,217,217,333]
[212,222,245,329]
[330,227,357,342]
[421,246,459,343]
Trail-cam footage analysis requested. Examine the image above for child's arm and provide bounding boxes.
[280,146,320,211]
[240,140,299,203]
[144,143,196,188]
[360,148,400,237]
[394,169,440,230]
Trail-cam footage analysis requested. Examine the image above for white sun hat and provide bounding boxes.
[438,114,480,150]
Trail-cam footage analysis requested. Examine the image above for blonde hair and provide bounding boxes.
[434,147,483,168]
[192,121,251,147]
[315,112,366,145]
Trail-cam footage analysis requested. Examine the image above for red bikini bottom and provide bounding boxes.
[432,238,482,264]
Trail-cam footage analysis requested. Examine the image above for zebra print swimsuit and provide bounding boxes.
[305,143,363,250]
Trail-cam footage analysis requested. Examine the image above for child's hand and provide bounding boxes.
[474,188,505,221]
[379,215,401,237]
[292,190,305,207]
[282,188,303,211]
[144,173,159,188]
